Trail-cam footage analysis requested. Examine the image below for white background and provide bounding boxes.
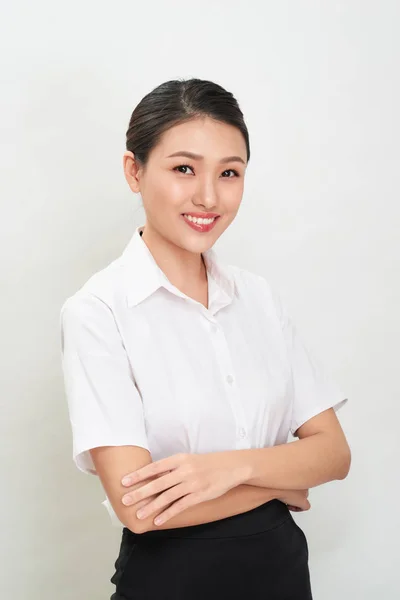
[1,1,399,598]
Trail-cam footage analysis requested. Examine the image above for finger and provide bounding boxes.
[122,471,165,494]
[121,456,182,486]
[136,484,187,520]
[153,492,203,526]
[121,461,170,486]
[134,493,159,510]
[122,471,178,506]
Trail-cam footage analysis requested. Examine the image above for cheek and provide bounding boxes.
[167,178,192,201]
[222,182,244,211]
[144,175,188,216]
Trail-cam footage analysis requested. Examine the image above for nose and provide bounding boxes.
[192,176,218,210]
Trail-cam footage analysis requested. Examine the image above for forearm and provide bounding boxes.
[240,433,351,490]
[140,484,275,533]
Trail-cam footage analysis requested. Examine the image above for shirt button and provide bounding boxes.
[238,428,247,439]
[226,374,234,385]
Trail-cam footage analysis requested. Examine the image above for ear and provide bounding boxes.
[123,151,142,193]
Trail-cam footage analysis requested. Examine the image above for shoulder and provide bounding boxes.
[60,255,127,322]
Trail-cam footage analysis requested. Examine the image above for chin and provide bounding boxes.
[178,232,220,254]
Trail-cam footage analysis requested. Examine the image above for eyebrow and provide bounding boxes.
[166,151,246,165]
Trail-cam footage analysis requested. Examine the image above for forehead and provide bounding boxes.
[154,117,246,158]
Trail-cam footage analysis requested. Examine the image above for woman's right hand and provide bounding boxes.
[274,488,311,512]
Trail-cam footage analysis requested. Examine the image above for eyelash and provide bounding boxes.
[173,164,240,178]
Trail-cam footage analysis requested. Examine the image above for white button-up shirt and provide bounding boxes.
[60,225,348,526]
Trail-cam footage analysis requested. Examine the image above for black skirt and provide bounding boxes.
[110,498,313,599]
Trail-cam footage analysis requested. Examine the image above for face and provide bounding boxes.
[123,116,248,254]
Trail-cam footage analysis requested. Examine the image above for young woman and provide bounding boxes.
[60,78,350,599]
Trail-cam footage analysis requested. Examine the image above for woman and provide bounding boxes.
[60,78,351,599]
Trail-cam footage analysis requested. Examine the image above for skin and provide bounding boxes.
[123,115,248,298]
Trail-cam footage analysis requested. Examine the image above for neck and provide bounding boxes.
[140,225,208,290]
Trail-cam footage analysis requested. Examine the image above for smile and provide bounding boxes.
[181,214,220,232]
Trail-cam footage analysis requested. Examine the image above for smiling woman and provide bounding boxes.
[122,95,248,262]
[60,77,349,600]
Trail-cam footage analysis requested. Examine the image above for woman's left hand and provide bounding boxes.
[120,451,250,526]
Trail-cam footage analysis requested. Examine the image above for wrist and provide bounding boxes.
[235,450,255,484]
[253,486,277,504]
[266,488,280,502]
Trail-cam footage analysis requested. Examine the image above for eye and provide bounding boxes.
[173,164,240,177]
[173,164,195,175]
[221,169,240,178]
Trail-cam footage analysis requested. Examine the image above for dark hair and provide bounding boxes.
[125,78,250,170]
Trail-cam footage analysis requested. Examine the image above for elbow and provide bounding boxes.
[121,504,155,534]
[337,445,352,480]
[121,513,147,535]
[115,502,148,534]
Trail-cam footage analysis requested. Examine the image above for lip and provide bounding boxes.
[181,212,220,218]
[181,213,220,233]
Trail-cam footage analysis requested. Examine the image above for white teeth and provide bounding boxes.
[183,214,216,225]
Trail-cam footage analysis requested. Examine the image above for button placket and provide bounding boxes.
[238,427,247,439]
[210,326,250,449]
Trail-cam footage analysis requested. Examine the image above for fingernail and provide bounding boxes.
[122,495,133,506]
[122,477,132,486]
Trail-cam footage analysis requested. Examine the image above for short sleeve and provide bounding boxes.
[59,293,150,475]
[272,287,348,436]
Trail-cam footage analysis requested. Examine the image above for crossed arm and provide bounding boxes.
[91,408,351,534]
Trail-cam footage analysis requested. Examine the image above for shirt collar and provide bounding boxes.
[120,225,237,308]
